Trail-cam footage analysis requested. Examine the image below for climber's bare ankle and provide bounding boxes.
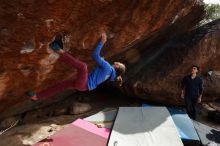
[57,49,65,54]
[31,95,38,101]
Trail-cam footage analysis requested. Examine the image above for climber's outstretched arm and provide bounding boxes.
[92,33,110,68]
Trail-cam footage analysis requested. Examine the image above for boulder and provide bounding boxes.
[0,0,204,117]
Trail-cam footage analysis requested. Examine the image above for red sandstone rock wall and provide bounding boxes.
[0,0,204,115]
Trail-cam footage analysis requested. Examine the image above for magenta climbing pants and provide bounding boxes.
[37,52,88,99]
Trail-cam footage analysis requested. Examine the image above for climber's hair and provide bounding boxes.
[192,65,199,71]
[114,63,126,86]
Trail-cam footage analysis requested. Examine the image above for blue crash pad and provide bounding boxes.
[167,108,200,142]
[142,104,200,142]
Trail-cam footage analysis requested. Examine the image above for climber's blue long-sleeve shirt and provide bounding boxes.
[87,41,116,91]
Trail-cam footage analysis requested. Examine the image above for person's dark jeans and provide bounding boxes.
[184,96,198,120]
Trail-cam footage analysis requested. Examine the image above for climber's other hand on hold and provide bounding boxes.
[101,32,107,44]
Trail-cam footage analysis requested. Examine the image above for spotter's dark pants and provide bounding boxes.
[184,96,198,120]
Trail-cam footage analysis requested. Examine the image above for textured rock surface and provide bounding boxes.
[0,0,205,117]
[122,19,220,105]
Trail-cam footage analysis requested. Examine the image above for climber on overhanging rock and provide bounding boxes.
[26,33,126,101]
[181,65,203,120]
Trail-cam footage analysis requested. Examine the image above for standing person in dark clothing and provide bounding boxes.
[181,65,203,120]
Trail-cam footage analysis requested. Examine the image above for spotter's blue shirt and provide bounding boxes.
[87,41,116,91]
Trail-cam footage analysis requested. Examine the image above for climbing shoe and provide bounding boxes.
[49,34,63,51]
[25,90,36,97]
[25,91,37,97]
[25,90,38,101]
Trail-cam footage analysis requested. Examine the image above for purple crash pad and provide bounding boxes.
[33,119,110,146]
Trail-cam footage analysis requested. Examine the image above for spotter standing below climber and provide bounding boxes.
[26,33,126,101]
[181,65,203,120]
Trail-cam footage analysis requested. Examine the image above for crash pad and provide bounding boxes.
[84,108,117,129]
[34,119,110,146]
[168,108,200,145]
[108,107,184,146]
[142,104,200,144]
[193,121,220,146]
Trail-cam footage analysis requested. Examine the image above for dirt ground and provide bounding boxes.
[0,90,219,146]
